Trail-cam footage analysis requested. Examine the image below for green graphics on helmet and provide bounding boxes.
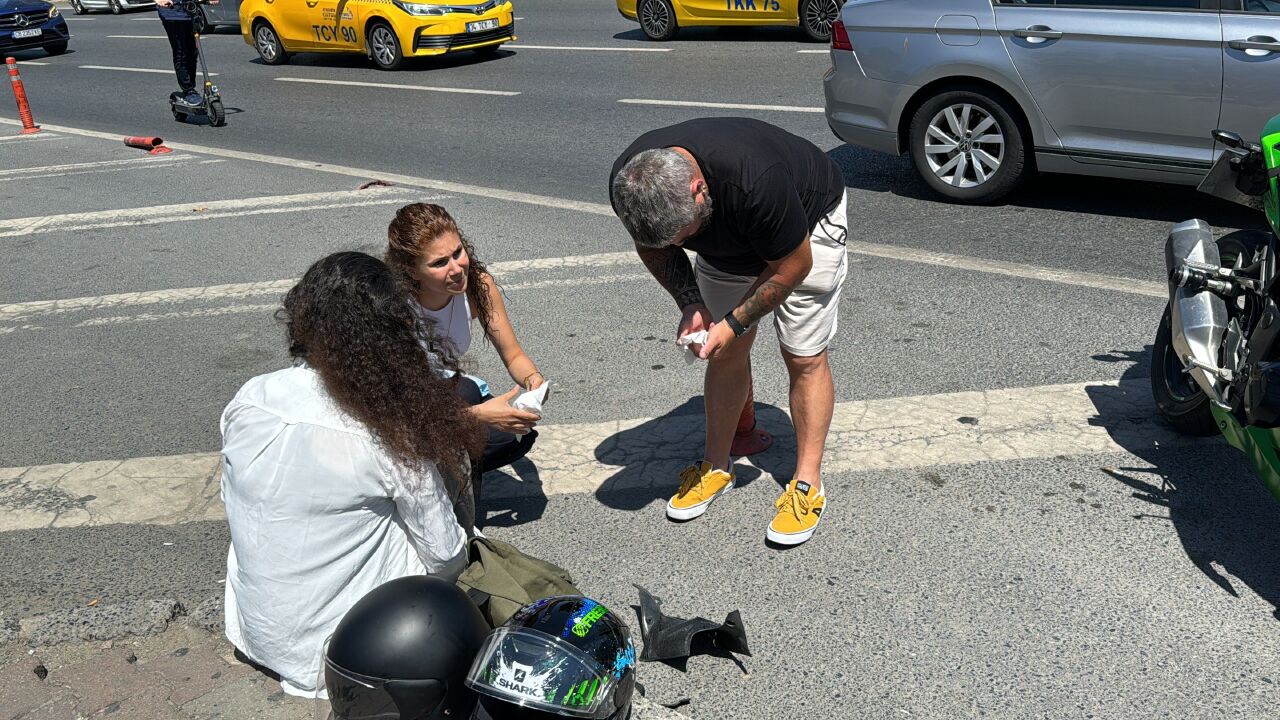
[1263,112,1280,236]
[465,596,637,720]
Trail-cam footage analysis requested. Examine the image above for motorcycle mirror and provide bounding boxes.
[1214,129,1246,149]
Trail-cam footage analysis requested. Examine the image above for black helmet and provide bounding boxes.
[324,576,490,720]
[465,596,636,720]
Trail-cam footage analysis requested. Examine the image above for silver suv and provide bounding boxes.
[823,0,1280,203]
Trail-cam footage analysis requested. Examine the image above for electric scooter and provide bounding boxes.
[169,0,225,127]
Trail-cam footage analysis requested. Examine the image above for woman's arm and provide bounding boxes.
[478,272,544,389]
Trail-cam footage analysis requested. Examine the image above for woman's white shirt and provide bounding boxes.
[219,364,467,698]
[410,293,472,362]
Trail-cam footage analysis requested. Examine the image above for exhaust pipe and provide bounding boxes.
[1165,219,1228,399]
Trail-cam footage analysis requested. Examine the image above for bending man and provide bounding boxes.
[610,117,848,546]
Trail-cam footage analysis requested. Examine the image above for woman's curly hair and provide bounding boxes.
[281,251,483,494]
[384,203,496,340]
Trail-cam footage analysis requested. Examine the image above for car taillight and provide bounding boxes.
[831,19,852,52]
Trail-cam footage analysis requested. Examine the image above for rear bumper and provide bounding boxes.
[0,16,70,52]
[617,0,637,21]
[822,49,913,156]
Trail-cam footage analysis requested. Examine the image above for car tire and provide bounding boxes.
[907,88,1029,204]
[109,0,123,15]
[637,0,677,41]
[70,0,86,14]
[799,0,840,42]
[44,40,69,55]
[253,20,290,65]
[366,21,404,70]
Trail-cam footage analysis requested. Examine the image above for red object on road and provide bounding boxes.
[123,136,173,155]
[4,57,40,135]
[732,383,773,456]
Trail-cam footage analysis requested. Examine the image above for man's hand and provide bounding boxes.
[677,303,712,353]
[472,386,541,434]
[698,320,737,360]
[156,0,174,7]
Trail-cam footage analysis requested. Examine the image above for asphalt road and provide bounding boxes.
[1,2,1278,718]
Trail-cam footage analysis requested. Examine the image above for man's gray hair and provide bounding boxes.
[611,148,709,248]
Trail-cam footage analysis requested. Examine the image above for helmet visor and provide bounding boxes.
[323,661,401,720]
[465,628,615,718]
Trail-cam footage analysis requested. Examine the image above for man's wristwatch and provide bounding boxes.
[723,311,750,338]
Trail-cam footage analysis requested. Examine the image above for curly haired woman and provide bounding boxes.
[219,251,483,697]
[385,203,545,506]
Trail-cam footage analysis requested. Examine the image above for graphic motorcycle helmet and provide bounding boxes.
[465,596,637,720]
[324,575,490,720]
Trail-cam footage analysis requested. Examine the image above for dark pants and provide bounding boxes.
[160,17,198,94]
[455,376,538,509]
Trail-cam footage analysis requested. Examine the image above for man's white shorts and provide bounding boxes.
[695,191,848,357]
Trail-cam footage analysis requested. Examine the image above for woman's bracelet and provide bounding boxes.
[522,371,545,388]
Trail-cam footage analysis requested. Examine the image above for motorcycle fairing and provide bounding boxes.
[1212,404,1280,503]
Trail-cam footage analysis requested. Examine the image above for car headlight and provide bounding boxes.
[392,0,449,15]
[48,5,60,17]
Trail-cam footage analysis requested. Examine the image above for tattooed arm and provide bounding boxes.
[635,244,704,310]
[730,236,813,327]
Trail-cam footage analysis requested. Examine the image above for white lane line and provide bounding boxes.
[618,98,824,113]
[0,379,1194,531]
[107,34,168,38]
[275,77,519,96]
[0,252,637,323]
[0,133,59,143]
[796,49,827,53]
[80,65,219,76]
[846,242,1166,299]
[511,44,670,52]
[0,155,184,178]
[0,118,613,216]
[0,187,423,238]
[16,61,50,66]
[0,118,1169,301]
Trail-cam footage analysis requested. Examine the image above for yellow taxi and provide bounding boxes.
[240,0,515,71]
[617,0,839,42]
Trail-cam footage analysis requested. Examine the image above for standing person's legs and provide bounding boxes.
[781,348,834,488]
[160,18,197,94]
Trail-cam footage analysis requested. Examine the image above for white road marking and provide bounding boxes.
[15,61,50,66]
[0,118,1169,302]
[80,64,219,76]
[107,34,167,38]
[0,251,637,323]
[0,187,424,239]
[797,49,827,53]
[0,155,184,179]
[275,77,519,96]
[511,44,670,52]
[0,133,59,143]
[618,98,824,113]
[0,379,1193,530]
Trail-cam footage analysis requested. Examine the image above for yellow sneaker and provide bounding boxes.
[666,461,735,520]
[767,479,825,545]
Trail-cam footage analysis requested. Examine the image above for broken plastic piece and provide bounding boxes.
[634,584,751,662]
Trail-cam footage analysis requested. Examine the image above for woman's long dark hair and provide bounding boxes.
[281,251,482,493]
[384,203,496,339]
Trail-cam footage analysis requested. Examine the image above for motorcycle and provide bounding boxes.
[1152,112,1280,503]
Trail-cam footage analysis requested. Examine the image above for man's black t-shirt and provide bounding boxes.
[610,117,845,276]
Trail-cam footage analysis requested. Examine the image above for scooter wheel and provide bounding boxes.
[173,110,184,121]
[209,99,226,127]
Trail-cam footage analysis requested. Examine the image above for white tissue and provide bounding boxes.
[676,331,709,364]
[510,383,550,436]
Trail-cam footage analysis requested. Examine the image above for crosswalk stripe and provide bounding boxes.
[0,379,1196,532]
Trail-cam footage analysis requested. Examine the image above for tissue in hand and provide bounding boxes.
[676,331,709,364]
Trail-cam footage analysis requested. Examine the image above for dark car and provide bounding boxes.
[0,0,70,57]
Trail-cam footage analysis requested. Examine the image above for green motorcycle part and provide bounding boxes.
[1211,403,1280,503]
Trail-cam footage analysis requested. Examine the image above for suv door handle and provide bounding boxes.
[1013,25,1063,41]
[1228,35,1280,52]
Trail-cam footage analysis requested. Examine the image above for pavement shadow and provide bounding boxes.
[477,456,548,530]
[246,48,513,72]
[611,26,818,44]
[1085,346,1280,620]
[827,143,1264,229]
[592,397,794,512]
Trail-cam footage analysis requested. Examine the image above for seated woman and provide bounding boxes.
[220,251,483,697]
[385,203,545,504]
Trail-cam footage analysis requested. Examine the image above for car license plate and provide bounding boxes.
[466,19,498,33]
[12,28,42,39]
